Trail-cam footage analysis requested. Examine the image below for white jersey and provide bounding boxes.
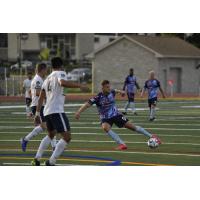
[42,70,67,116]
[23,78,32,98]
[30,74,44,107]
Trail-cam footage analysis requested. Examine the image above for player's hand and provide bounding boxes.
[75,112,81,120]
[34,115,41,126]
[121,91,126,97]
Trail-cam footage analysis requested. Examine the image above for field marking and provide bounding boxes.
[2,131,200,138]
[1,139,200,146]
[0,156,171,166]
[1,125,200,131]
[0,148,200,158]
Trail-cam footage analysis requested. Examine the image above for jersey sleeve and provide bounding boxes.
[111,89,116,97]
[156,80,161,87]
[88,95,99,105]
[144,81,148,89]
[57,71,67,82]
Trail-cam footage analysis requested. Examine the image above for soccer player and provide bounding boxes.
[20,63,56,152]
[141,70,166,121]
[22,72,32,117]
[32,57,87,166]
[75,80,161,150]
[122,68,140,115]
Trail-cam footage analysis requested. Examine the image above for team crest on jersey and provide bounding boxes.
[61,74,65,77]
[36,81,40,85]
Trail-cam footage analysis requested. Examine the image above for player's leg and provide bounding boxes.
[21,106,45,152]
[32,115,55,166]
[129,93,137,115]
[25,98,32,118]
[149,98,157,121]
[123,93,130,115]
[124,121,161,143]
[45,113,71,165]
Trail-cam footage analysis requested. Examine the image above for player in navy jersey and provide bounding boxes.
[122,68,140,115]
[141,71,166,121]
[75,80,161,150]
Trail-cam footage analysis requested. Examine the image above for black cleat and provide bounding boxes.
[122,112,127,115]
[149,117,156,122]
[45,160,55,166]
[31,158,40,166]
[133,112,138,116]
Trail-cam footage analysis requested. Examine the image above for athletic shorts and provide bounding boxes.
[44,113,71,133]
[25,98,32,106]
[101,114,129,128]
[148,97,158,108]
[31,106,45,122]
[127,92,135,102]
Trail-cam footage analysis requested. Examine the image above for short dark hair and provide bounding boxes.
[130,68,134,71]
[51,57,63,69]
[37,63,47,72]
[101,80,110,86]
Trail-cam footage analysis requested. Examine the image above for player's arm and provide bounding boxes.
[135,81,141,90]
[59,79,87,90]
[34,89,46,125]
[122,77,128,91]
[114,89,125,97]
[35,89,41,96]
[159,86,166,98]
[140,87,146,98]
[75,102,92,120]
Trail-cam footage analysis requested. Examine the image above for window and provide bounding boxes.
[109,38,115,42]
[94,37,100,43]
[0,33,8,48]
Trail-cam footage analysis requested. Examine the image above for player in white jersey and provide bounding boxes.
[22,72,32,117]
[32,57,87,166]
[20,63,56,152]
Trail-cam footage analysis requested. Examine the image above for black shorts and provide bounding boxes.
[45,113,71,133]
[31,106,45,122]
[148,97,158,108]
[101,114,129,128]
[25,98,32,106]
[127,92,135,102]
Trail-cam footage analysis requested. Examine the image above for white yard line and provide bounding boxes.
[1,148,200,158]
[1,139,200,146]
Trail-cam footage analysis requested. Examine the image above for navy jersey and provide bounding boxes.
[88,89,120,120]
[144,79,161,99]
[123,75,137,93]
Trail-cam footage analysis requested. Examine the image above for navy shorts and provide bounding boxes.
[127,92,135,102]
[148,97,158,108]
[25,98,32,106]
[101,114,129,128]
[31,106,45,122]
[44,113,71,133]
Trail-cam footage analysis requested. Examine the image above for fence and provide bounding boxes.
[0,68,24,96]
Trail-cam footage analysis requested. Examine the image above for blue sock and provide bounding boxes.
[135,126,152,138]
[107,130,125,145]
[124,102,130,112]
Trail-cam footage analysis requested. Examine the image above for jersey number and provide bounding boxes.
[47,82,52,92]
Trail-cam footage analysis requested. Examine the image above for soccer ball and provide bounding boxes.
[147,138,159,149]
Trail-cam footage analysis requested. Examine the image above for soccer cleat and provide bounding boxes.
[122,112,127,115]
[116,144,127,150]
[20,137,28,152]
[31,158,40,166]
[44,160,55,166]
[133,112,138,116]
[149,117,155,121]
[151,134,162,145]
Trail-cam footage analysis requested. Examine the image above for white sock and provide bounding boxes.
[150,107,155,119]
[49,139,67,165]
[25,126,43,141]
[35,135,51,160]
[124,102,130,112]
[130,102,135,113]
[135,126,152,137]
[51,136,57,148]
[25,106,30,115]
